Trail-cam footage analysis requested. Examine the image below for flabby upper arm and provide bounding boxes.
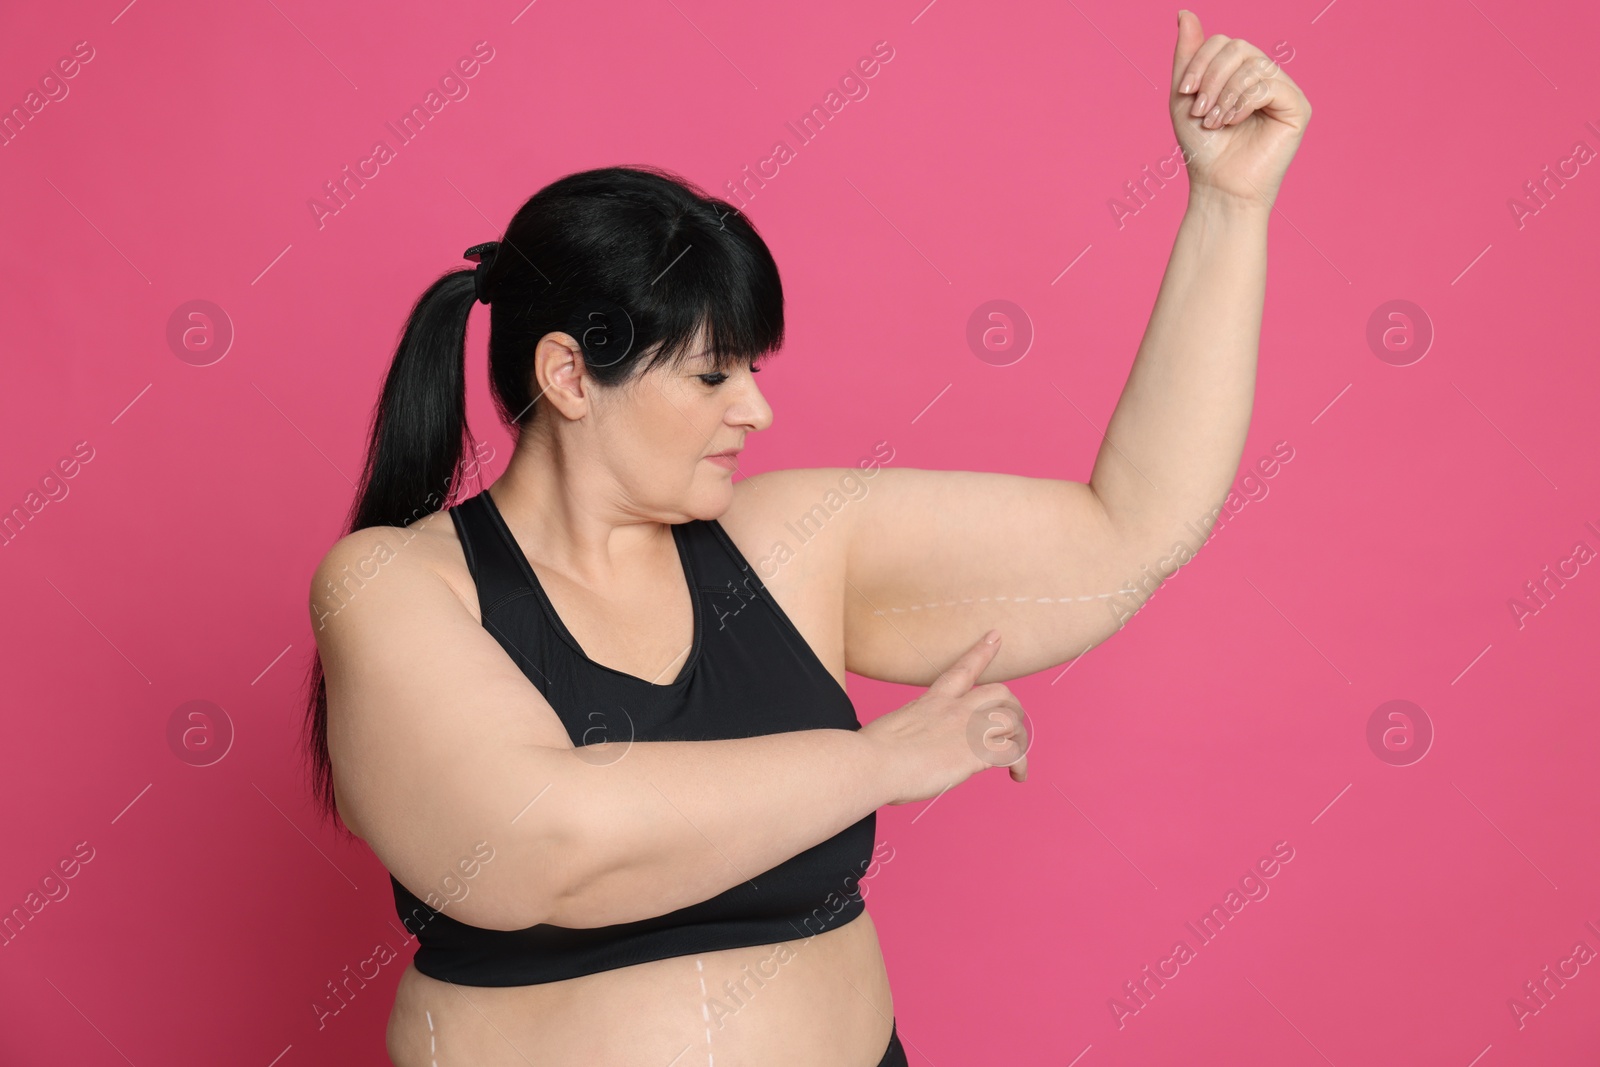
[837,467,1142,686]
[309,527,579,930]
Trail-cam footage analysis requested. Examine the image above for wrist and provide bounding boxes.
[852,724,905,808]
[1187,182,1275,221]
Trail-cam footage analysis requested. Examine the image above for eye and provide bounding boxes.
[697,363,762,387]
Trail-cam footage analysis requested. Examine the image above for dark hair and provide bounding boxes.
[299,164,786,831]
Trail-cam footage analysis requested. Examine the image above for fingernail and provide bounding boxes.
[984,629,1000,644]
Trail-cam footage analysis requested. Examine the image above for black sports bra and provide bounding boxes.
[389,486,878,986]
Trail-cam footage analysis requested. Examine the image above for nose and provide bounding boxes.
[732,372,774,432]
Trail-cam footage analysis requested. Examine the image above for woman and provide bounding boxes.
[303,13,1309,1065]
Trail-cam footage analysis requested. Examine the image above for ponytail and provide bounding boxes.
[300,266,483,834]
[349,268,480,532]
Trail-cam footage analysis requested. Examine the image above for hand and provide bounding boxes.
[1171,10,1312,210]
[861,630,1030,806]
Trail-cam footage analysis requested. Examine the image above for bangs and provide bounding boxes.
[630,205,785,378]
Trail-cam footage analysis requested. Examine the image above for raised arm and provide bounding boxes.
[314,527,893,931]
[1092,11,1311,561]
[827,15,1312,686]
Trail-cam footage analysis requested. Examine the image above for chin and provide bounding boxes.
[682,479,736,521]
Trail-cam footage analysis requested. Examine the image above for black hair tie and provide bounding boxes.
[462,242,499,305]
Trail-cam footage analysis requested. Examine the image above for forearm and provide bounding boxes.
[532,728,890,928]
[1089,185,1270,549]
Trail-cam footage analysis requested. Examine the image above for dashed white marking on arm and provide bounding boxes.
[872,588,1139,614]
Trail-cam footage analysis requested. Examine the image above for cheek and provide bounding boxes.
[622,391,702,476]
[623,378,725,475]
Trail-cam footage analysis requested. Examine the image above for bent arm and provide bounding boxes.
[529,728,887,928]
[316,528,893,934]
[831,189,1276,685]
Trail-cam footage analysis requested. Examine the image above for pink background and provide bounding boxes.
[3,0,1598,1063]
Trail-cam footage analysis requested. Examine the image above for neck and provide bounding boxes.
[485,427,669,587]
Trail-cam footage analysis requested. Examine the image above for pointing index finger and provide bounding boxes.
[931,629,1002,695]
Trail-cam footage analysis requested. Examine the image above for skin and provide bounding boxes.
[314,12,1309,1065]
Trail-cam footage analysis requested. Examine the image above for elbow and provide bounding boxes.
[435,755,656,931]
[528,798,668,930]
[423,812,591,933]
[533,812,631,930]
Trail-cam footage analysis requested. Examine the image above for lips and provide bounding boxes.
[707,449,742,459]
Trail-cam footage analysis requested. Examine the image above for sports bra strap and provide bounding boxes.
[449,491,533,615]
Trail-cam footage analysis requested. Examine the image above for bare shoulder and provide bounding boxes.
[714,466,883,683]
[308,506,481,631]
[716,467,872,585]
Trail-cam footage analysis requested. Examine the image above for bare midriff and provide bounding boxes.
[384,908,893,1066]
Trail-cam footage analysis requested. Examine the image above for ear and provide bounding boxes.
[531,332,593,420]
